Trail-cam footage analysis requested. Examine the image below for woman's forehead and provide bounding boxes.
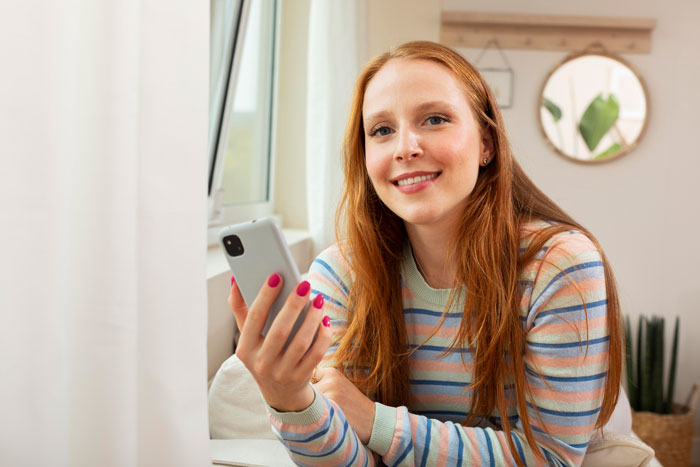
[362,58,469,117]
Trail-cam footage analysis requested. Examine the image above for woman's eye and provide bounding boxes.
[426,115,447,125]
[371,126,392,137]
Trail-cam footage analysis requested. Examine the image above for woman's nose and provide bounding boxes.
[393,128,423,161]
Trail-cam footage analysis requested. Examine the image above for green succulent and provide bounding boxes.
[625,315,680,413]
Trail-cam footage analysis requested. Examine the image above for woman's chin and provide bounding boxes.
[399,211,448,228]
[395,205,466,231]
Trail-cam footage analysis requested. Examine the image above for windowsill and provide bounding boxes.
[206,228,314,280]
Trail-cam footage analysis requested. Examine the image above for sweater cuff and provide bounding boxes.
[367,402,396,456]
[265,384,326,425]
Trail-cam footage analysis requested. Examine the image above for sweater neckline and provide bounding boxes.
[401,242,466,310]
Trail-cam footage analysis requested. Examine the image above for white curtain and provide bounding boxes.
[305,0,368,253]
[0,2,210,466]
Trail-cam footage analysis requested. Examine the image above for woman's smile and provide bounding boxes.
[391,171,441,193]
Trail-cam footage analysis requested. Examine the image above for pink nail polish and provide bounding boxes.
[296,281,310,296]
[322,316,331,328]
[313,294,324,309]
[230,275,235,285]
[268,273,280,287]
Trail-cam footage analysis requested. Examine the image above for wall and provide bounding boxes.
[367,0,440,58]
[273,0,311,229]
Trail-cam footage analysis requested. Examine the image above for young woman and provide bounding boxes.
[229,41,623,466]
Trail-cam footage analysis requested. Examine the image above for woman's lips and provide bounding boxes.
[393,173,440,194]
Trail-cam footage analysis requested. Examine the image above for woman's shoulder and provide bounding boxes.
[518,220,608,323]
[519,219,601,265]
[307,242,354,297]
[310,243,351,271]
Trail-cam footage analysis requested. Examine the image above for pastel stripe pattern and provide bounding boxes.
[266,221,609,466]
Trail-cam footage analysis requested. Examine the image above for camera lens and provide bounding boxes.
[223,234,245,257]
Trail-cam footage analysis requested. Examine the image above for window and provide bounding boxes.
[208,0,278,227]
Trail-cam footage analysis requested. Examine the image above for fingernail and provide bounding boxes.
[313,294,324,309]
[322,316,331,327]
[296,280,310,296]
[268,273,280,287]
[230,275,235,285]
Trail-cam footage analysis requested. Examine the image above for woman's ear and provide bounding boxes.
[480,131,494,165]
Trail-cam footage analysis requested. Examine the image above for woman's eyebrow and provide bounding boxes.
[364,101,458,125]
[413,100,458,114]
[363,110,390,126]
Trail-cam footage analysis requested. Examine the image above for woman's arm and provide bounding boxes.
[267,386,377,466]
[263,245,378,466]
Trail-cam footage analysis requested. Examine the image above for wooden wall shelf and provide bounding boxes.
[441,11,657,54]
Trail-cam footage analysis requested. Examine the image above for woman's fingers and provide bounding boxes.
[259,280,313,358]
[228,276,248,331]
[237,273,283,352]
[310,367,332,391]
[278,294,326,371]
[297,314,333,377]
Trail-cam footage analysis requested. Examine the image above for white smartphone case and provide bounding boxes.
[219,218,310,344]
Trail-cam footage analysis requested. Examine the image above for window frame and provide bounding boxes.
[207,0,280,242]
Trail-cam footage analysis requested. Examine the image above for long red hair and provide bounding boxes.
[333,41,622,466]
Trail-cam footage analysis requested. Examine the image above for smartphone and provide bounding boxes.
[219,218,311,346]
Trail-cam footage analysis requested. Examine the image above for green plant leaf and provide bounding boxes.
[542,97,563,123]
[641,317,653,411]
[578,93,620,152]
[636,315,643,411]
[625,316,637,409]
[593,143,623,160]
[653,318,665,413]
[665,316,680,413]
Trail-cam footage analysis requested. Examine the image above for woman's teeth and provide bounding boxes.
[396,173,438,186]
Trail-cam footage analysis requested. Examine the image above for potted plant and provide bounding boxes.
[625,315,699,466]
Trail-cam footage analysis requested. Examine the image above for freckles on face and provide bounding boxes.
[360,58,487,228]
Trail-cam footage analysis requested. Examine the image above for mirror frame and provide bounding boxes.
[537,50,651,164]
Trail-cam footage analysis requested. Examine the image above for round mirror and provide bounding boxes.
[538,52,649,163]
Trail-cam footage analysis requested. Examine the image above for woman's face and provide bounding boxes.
[362,58,491,230]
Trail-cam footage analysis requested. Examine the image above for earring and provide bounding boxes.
[482,158,489,165]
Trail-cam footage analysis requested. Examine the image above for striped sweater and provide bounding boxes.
[266,221,609,466]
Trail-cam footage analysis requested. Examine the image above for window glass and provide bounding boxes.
[211,0,276,206]
[209,0,241,181]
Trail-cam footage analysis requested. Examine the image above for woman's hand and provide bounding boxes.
[228,274,333,412]
[313,368,376,444]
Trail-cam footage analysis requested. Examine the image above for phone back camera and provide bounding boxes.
[223,235,245,257]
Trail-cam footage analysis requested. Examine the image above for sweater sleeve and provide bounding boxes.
[267,385,376,466]
[266,245,378,466]
[367,231,610,467]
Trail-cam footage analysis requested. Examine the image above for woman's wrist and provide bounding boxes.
[266,384,316,413]
[356,394,376,444]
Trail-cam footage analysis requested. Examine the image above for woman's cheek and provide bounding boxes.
[364,151,388,187]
